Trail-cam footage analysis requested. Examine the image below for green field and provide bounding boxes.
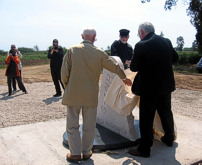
[0,53,49,69]
[0,53,48,62]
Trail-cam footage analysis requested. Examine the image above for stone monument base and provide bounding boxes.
[63,123,141,151]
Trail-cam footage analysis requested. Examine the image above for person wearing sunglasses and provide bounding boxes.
[7,45,23,91]
[111,29,133,69]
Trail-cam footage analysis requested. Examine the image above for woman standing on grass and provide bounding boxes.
[5,49,27,96]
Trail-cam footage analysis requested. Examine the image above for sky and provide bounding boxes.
[0,0,196,51]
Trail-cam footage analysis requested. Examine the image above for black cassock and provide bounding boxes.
[111,40,133,69]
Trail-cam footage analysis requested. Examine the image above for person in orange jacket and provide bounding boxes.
[5,49,27,96]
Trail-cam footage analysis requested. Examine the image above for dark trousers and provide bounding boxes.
[137,92,174,156]
[51,68,64,94]
[12,70,22,90]
[7,72,26,95]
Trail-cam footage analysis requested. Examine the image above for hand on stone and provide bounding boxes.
[122,78,132,86]
[125,60,131,66]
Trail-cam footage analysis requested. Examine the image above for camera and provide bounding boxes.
[53,44,58,50]
[9,49,16,56]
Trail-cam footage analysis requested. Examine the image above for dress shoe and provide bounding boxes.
[128,148,150,158]
[53,93,61,97]
[161,136,173,147]
[66,153,82,162]
[83,150,92,160]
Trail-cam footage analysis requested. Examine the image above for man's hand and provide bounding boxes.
[122,78,132,86]
[50,48,54,55]
[55,49,59,53]
[125,60,131,66]
[15,49,19,53]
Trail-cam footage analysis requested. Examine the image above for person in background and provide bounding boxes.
[61,27,132,162]
[111,29,133,69]
[7,44,23,91]
[5,49,27,96]
[48,39,64,97]
[128,22,179,158]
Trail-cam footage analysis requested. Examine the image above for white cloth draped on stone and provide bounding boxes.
[104,69,177,141]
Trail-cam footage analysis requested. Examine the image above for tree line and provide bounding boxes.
[0,45,68,55]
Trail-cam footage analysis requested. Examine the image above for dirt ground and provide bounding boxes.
[0,64,202,91]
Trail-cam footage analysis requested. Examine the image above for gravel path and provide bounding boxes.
[0,82,202,128]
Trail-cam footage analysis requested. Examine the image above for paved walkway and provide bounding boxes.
[0,111,202,165]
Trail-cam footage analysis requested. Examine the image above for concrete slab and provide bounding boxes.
[0,110,202,165]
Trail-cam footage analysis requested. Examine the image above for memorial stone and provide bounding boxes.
[97,56,140,141]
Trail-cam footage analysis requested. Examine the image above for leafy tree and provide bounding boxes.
[176,36,185,51]
[141,0,179,10]
[0,50,7,55]
[187,0,202,53]
[33,45,39,51]
[63,47,68,54]
[160,31,164,37]
[192,40,198,51]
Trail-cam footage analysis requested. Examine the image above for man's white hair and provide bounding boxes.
[83,27,96,36]
[138,22,155,33]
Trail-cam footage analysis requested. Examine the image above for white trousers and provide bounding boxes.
[66,106,97,155]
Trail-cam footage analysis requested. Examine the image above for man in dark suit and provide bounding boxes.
[128,22,179,158]
[48,39,64,97]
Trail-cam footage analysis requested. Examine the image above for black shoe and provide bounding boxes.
[53,93,61,97]
[161,136,173,147]
[24,91,28,94]
[128,148,150,158]
[13,89,16,91]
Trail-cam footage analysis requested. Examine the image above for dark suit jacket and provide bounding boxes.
[130,32,179,96]
[48,47,64,70]
[111,40,133,64]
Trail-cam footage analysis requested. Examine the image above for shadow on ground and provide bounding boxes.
[42,96,62,105]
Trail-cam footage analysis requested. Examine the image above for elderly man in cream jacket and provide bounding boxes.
[61,27,132,162]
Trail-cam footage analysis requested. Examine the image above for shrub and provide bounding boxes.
[177,52,202,64]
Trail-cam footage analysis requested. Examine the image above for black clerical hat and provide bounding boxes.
[119,29,130,36]
[53,39,58,43]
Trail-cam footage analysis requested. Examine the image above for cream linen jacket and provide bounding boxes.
[61,40,126,107]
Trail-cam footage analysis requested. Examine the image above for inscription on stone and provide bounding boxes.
[97,56,139,141]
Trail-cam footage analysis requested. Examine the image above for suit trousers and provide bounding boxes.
[66,106,97,155]
[137,92,174,155]
[12,70,21,90]
[7,72,26,95]
[51,68,64,94]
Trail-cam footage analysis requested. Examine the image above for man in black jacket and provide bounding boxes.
[128,22,179,158]
[111,29,133,69]
[48,39,64,97]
